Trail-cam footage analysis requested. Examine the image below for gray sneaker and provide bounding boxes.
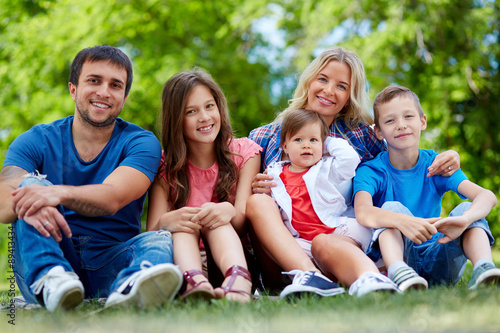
[30,266,84,312]
[469,262,500,290]
[391,266,428,292]
[349,272,401,297]
[105,261,182,308]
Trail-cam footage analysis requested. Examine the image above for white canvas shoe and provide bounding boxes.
[105,261,182,308]
[349,272,401,297]
[30,265,84,312]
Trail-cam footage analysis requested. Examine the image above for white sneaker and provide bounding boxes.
[349,272,401,297]
[30,265,84,312]
[105,261,182,308]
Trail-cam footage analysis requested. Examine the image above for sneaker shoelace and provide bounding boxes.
[30,269,79,295]
[118,260,155,294]
[292,271,314,285]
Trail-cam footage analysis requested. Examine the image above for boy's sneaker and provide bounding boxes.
[349,272,401,297]
[105,261,182,308]
[279,270,345,300]
[468,262,500,290]
[30,265,84,312]
[391,266,428,292]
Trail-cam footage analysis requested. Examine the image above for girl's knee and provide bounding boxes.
[246,194,277,220]
[311,234,337,258]
[247,194,271,209]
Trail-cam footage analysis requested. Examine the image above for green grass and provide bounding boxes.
[1,253,499,332]
[1,285,500,333]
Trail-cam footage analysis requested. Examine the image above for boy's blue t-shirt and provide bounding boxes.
[4,116,162,242]
[353,149,468,219]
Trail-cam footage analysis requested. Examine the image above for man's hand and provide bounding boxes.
[23,206,71,242]
[12,184,65,219]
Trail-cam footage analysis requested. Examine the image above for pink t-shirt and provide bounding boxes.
[186,138,261,206]
[160,137,262,206]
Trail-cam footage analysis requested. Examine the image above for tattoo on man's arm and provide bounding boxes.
[68,199,112,216]
[0,166,27,182]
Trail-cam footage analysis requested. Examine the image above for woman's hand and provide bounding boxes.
[427,150,460,177]
[191,202,236,230]
[251,171,276,195]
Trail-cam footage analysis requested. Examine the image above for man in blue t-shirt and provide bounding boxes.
[0,45,182,311]
[353,85,499,291]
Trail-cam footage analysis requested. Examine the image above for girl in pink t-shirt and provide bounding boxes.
[147,69,261,302]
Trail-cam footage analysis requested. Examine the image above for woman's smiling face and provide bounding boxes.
[306,60,351,125]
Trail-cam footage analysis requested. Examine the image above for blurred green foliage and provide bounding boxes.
[0,0,499,285]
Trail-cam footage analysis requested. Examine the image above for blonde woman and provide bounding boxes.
[247,47,460,297]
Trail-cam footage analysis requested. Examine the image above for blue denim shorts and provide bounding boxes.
[366,202,494,286]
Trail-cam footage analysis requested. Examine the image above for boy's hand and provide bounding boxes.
[431,216,469,244]
[398,217,440,244]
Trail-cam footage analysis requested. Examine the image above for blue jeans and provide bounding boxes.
[12,174,174,303]
[366,201,494,286]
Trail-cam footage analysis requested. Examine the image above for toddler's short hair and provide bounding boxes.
[280,109,330,145]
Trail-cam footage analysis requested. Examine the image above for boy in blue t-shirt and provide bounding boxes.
[353,85,499,291]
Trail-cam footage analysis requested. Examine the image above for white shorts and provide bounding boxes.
[295,217,373,259]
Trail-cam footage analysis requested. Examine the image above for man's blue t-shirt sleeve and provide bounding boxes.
[4,126,43,172]
[118,130,161,183]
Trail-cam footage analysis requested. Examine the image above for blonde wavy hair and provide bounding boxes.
[276,47,373,129]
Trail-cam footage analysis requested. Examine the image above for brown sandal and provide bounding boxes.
[180,269,216,301]
[220,265,252,300]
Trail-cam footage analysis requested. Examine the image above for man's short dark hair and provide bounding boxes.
[69,45,133,96]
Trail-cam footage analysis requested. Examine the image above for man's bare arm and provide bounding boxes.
[13,165,152,219]
[0,165,28,224]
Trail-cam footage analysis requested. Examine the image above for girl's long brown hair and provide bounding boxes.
[160,68,238,209]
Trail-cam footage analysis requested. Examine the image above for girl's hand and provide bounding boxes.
[192,202,236,230]
[160,206,203,233]
[251,171,276,195]
[427,150,460,177]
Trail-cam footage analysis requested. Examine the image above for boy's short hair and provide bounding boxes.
[280,109,330,145]
[373,85,424,127]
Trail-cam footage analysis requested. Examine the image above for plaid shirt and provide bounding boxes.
[249,118,387,171]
